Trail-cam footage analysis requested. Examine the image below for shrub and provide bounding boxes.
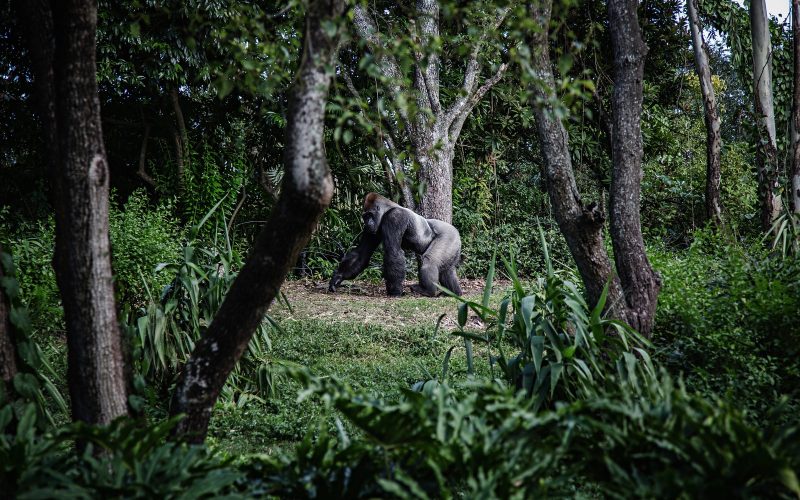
[109,189,184,306]
[129,214,276,409]
[241,365,800,498]
[4,219,62,338]
[448,229,649,411]
[0,410,243,498]
[651,229,800,418]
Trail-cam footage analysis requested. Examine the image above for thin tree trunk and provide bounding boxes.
[792,0,800,213]
[687,0,722,224]
[172,129,185,198]
[341,66,416,210]
[137,123,156,187]
[17,0,129,424]
[529,1,624,312]
[171,89,188,196]
[751,0,782,228]
[608,0,661,337]
[0,244,19,390]
[170,0,345,443]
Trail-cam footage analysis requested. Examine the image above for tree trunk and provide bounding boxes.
[0,245,19,390]
[687,0,722,225]
[528,0,624,311]
[416,139,454,223]
[17,0,129,424]
[608,0,661,337]
[169,0,344,443]
[750,0,782,228]
[352,3,508,223]
[792,0,800,213]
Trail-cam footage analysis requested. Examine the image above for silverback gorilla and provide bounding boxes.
[328,193,462,297]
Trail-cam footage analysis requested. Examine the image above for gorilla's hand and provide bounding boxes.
[328,273,343,292]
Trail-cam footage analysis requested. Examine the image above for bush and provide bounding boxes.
[448,230,649,411]
[109,189,184,306]
[4,219,62,338]
[0,410,243,498]
[651,229,800,418]
[240,365,800,498]
[129,217,275,410]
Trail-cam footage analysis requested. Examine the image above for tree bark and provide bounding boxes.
[169,0,344,443]
[528,0,624,312]
[0,245,19,390]
[687,0,722,225]
[17,0,129,424]
[352,3,508,223]
[608,0,661,336]
[750,0,782,228]
[792,0,800,213]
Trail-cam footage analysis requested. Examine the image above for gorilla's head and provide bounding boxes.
[362,192,387,234]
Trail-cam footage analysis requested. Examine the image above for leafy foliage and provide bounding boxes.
[449,229,649,412]
[238,363,800,498]
[129,207,277,409]
[1,412,243,498]
[651,229,800,417]
[109,189,184,306]
[0,249,67,428]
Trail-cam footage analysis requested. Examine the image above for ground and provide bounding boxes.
[272,278,496,329]
[207,278,506,456]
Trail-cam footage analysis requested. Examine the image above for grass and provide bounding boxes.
[206,279,504,456]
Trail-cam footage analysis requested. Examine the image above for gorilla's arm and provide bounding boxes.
[328,231,381,292]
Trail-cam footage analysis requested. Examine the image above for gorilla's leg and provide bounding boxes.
[381,224,406,297]
[440,266,462,296]
[411,258,440,296]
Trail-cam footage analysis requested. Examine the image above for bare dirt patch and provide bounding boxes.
[272,278,509,331]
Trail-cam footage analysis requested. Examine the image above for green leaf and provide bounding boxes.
[531,336,545,374]
[520,296,535,336]
[550,362,563,396]
[457,302,468,328]
[482,252,496,309]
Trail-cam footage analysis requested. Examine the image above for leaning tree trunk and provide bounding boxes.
[792,0,800,213]
[751,0,782,228]
[17,0,129,425]
[169,0,345,443]
[687,0,722,225]
[608,0,661,337]
[528,0,624,312]
[352,1,508,223]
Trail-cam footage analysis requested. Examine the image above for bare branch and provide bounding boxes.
[342,68,414,208]
[412,1,440,114]
[449,62,508,140]
[445,7,510,126]
[352,4,412,128]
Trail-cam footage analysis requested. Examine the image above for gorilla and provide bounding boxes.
[328,193,462,297]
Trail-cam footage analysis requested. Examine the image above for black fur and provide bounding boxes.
[329,193,462,297]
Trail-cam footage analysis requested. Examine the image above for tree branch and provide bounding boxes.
[352,4,411,127]
[445,7,509,128]
[448,62,508,140]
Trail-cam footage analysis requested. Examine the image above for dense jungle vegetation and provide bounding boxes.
[2,0,800,497]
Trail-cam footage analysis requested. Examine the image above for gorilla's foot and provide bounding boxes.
[411,284,437,297]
